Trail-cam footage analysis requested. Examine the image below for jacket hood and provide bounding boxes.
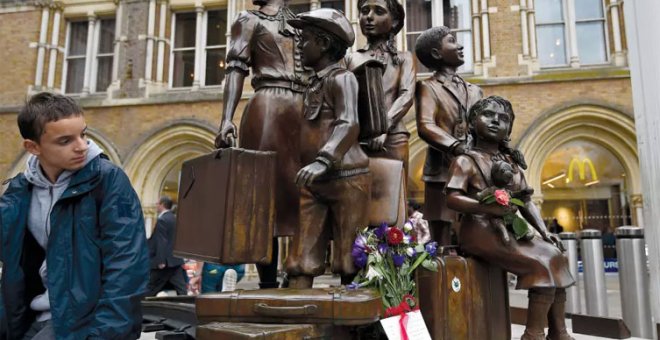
[24,139,104,188]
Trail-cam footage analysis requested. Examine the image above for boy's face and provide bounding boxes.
[23,115,89,179]
[300,29,324,68]
[433,33,464,67]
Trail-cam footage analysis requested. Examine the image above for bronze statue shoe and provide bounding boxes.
[546,331,575,340]
[521,330,546,340]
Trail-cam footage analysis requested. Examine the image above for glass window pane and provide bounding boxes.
[575,0,604,20]
[406,33,430,73]
[289,4,311,14]
[445,0,471,30]
[456,31,472,72]
[537,24,567,66]
[96,56,113,92]
[174,12,197,48]
[172,50,196,87]
[98,19,115,54]
[69,21,88,56]
[206,48,226,86]
[576,21,607,64]
[321,0,344,11]
[406,0,432,32]
[66,58,85,93]
[536,0,564,23]
[207,9,228,46]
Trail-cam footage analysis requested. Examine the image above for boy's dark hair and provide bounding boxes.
[309,26,349,62]
[159,195,174,210]
[415,26,452,70]
[18,92,84,142]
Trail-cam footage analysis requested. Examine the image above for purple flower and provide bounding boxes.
[425,241,439,257]
[375,223,388,239]
[392,253,405,267]
[354,234,367,249]
[378,243,389,254]
[346,282,359,290]
[354,252,368,268]
[352,245,364,258]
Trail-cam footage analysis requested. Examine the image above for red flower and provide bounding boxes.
[494,189,510,206]
[387,227,404,245]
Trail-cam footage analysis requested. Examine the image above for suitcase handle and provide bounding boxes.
[253,303,318,316]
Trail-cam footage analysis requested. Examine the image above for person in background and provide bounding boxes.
[147,196,187,296]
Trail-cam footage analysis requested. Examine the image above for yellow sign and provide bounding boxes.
[567,157,598,183]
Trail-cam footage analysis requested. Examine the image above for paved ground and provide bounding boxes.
[141,272,651,339]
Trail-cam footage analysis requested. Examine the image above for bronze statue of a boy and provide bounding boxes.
[414,26,483,245]
[285,9,371,288]
[445,96,575,340]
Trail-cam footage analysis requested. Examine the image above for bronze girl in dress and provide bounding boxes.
[445,96,575,340]
[345,0,415,172]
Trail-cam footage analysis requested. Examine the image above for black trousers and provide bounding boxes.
[147,266,188,296]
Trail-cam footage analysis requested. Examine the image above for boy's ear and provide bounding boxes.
[430,47,442,61]
[318,35,332,54]
[23,139,40,156]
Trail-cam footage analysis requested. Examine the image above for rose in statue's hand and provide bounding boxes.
[295,161,329,187]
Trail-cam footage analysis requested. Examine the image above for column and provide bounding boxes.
[528,0,537,61]
[433,0,444,26]
[624,0,660,328]
[46,4,62,89]
[192,4,204,90]
[310,0,320,10]
[630,194,644,228]
[472,0,482,67]
[565,0,579,67]
[82,14,97,96]
[111,0,124,84]
[609,0,625,66]
[34,4,50,89]
[156,0,168,83]
[145,0,156,83]
[520,0,530,58]
[480,0,491,61]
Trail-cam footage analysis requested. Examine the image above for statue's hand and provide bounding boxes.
[452,142,469,156]
[367,134,387,152]
[215,121,237,148]
[295,161,329,187]
[542,231,565,251]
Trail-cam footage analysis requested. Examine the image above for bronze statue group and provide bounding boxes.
[215,0,575,339]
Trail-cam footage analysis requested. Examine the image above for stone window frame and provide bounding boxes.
[61,15,117,95]
[524,0,627,69]
[168,5,230,90]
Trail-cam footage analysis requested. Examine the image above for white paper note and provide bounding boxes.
[380,310,432,340]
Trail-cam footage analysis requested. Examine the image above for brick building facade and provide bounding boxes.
[0,0,640,236]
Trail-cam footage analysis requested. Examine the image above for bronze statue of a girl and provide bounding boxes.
[345,0,416,172]
[446,96,575,340]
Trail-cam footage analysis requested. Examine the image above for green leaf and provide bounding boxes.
[422,259,439,272]
[483,196,497,204]
[512,217,530,240]
[510,198,525,207]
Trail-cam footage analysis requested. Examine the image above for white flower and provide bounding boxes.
[403,221,413,232]
[406,247,415,257]
[403,235,411,244]
[366,266,383,281]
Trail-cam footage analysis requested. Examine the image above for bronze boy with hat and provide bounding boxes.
[285,9,371,288]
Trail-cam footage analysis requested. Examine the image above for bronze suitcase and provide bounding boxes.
[174,148,276,265]
[417,255,511,340]
[196,322,333,340]
[367,158,405,226]
[196,288,382,326]
[353,59,388,139]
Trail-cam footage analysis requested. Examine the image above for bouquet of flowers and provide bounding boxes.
[349,222,439,315]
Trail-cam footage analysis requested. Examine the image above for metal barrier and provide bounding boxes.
[616,226,653,338]
[559,232,581,314]
[579,229,608,317]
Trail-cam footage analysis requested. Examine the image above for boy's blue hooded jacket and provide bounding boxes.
[0,152,149,339]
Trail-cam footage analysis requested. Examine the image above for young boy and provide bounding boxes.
[285,9,371,288]
[0,93,148,339]
[414,26,483,245]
